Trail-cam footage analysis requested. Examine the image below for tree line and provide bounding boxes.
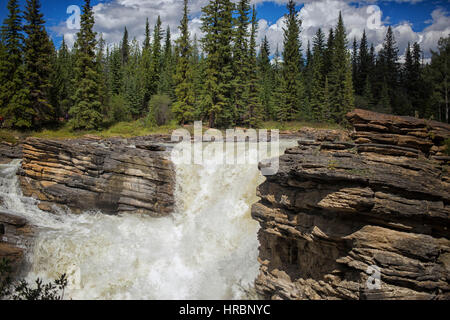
[0,0,448,131]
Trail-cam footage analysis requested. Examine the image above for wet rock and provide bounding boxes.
[0,211,33,277]
[252,109,450,300]
[0,142,22,164]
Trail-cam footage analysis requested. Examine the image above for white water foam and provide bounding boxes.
[0,141,296,300]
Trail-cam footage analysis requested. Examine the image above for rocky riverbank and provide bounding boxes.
[252,109,450,300]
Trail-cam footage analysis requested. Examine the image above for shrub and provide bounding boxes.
[148,94,173,126]
[101,94,132,127]
[0,258,67,300]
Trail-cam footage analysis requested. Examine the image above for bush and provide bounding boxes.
[0,258,67,300]
[147,94,172,127]
[102,94,132,127]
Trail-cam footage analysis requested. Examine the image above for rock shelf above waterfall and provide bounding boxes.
[252,109,450,300]
[18,136,176,216]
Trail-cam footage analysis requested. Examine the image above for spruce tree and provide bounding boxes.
[272,44,284,120]
[23,0,55,127]
[123,38,143,118]
[351,37,358,93]
[51,37,73,118]
[245,5,262,128]
[142,18,152,111]
[233,0,251,124]
[0,0,31,128]
[258,36,274,120]
[310,29,326,122]
[378,26,399,112]
[159,27,174,97]
[323,28,334,76]
[143,18,151,51]
[279,0,303,122]
[200,0,235,128]
[69,0,102,130]
[172,0,196,124]
[357,30,370,95]
[109,45,122,96]
[328,12,354,123]
[149,16,162,97]
[121,27,129,66]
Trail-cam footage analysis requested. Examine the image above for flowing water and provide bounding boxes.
[0,140,296,300]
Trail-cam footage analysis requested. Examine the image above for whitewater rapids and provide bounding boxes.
[0,140,296,300]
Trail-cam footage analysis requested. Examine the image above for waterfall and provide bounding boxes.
[0,140,296,300]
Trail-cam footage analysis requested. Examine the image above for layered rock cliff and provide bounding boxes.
[252,109,450,300]
[18,136,175,216]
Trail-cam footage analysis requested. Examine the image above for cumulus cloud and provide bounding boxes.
[51,0,449,60]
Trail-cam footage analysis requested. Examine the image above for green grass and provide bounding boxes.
[31,120,180,140]
[0,129,26,144]
[0,120,346,142]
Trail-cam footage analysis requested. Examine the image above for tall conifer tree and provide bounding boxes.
[69,0,102,130]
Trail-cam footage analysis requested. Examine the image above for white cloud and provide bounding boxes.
[51,0,449,60]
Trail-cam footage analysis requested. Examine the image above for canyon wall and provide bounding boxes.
[18,136,175,216]
[252,109,450,300]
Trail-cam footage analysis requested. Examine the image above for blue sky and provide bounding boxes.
[1,0,449,58]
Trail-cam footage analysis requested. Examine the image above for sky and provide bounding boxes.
[0,0,449,60]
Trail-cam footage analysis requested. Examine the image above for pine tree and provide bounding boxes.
[279,0,303,122]
[123,38,143,118]
[51,37,73,118]
[69,0,102,130]
[109,45,122,96]
[159,26,174,97]
[172,0,196,125]
[323,28,334,76]
[272,44,284,119]
[377,77,392,114]
[0,0,31,128]
[96,33,109,112]
[378,26,399,112]
[245,5,262,128]
[258,36,274,120]
[351,37,358,93]
[310,29,326,122]
[363,75,374,110]
[143,18,151,51]
[357,30,370,95]
[149,16,163,97]
[121,27,129,66]
[23,0,55,127]
[142,18,152,111]
[233,0,251,124]
[200,0,235,128]
[328,12,354,123]
[428,36,449,122]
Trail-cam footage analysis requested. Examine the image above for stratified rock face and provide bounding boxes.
[252,109,450,300]
[18,136,175,216]
[0,211,32,276]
